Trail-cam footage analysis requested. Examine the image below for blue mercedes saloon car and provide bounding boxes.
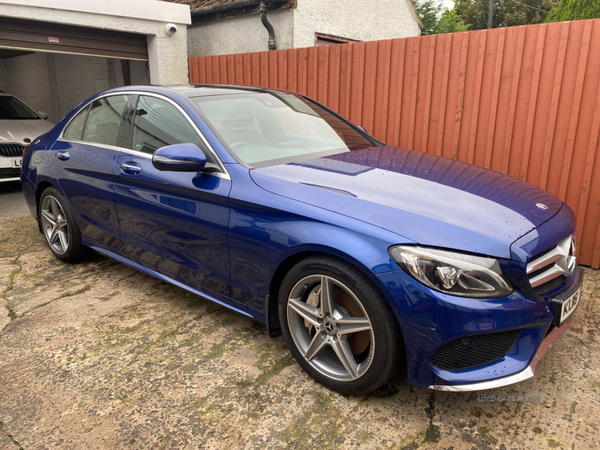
[21,85,582,395]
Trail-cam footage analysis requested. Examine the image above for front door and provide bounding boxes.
[113,94,232,295]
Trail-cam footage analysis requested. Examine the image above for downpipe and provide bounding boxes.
[259,0,277,51]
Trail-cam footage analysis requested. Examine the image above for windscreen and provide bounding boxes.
[190,91,374,168]
[0,96,40,120]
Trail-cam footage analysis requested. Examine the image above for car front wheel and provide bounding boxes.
[278,255,404,395]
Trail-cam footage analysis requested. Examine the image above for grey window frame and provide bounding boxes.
[58,91,230,179]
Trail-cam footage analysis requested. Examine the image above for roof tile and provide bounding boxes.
[162,0,255,10]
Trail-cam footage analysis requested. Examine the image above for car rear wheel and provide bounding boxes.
[39,187,83,262]
[278,255,404,395]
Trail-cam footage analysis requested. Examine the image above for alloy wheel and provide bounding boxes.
[40,195,70,255]
[286,275,374,381]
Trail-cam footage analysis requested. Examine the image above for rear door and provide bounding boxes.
[113,94,232,295]
[50,94,132,249]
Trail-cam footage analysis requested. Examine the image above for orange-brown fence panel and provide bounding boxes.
[189,19,600,269]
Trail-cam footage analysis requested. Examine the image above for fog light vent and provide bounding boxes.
[431,329,521,371]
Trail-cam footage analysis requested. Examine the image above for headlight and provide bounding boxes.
[389,246,513,298]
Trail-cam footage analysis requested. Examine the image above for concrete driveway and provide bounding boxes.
[0,181,29,219]
[1,210,599,449]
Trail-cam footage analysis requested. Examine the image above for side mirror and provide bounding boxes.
[152,143,207,172]
[38,111,49,120]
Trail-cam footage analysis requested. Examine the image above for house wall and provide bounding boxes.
[0,53,149,124]
[0,0,190,85]
[187,9,294,57]
[186,0,420,57]
[292,0,421,48]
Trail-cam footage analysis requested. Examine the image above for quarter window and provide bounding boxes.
[82,95,128,147]
[131,96,200,154]
[63,105,89,141]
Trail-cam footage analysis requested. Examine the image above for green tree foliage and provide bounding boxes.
[436,9,470,33]
[454,0,558,30]
[414,0,469,34]
[546,0,600,22]
[415,0,444,34]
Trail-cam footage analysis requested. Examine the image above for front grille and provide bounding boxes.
[0,143,25,157]
[431,330,521,371]
[0,168,22,179]
[527,235,576,296]
[532,276,567,296]
[528,262,555,279]
[530,244,557,262]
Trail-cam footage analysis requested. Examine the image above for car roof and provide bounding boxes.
[171,84,289,99]
[102,84,290,100]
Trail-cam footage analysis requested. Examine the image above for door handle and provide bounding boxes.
[120,162,142,175]
[56,151,70,161]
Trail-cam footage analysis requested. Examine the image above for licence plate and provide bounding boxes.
[12,158,22,168]
[558,286,581,326]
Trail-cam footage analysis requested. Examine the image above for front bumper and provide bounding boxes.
[0,156,22,182]
[373,265,583,390]
[428,316,572,391]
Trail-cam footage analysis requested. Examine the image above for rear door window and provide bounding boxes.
[81,95,129,147]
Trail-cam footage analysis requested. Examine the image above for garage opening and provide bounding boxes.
[0,17,148,60]
[0,17,150,124]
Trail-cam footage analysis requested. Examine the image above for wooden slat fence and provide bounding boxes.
[190,19,600,268]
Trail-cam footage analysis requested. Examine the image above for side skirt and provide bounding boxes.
[88,244,266,323]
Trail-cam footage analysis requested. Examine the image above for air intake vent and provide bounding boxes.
[0,143,25,157]
[431,330,521,371]
[527,235,576,296]
[0,168,22,179]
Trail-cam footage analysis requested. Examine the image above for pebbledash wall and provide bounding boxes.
[187,0,421,57]
[190,19,600,269]
[290,0,421,48]
[188,8,294,57]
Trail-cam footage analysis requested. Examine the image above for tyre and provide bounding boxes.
[39,187,84,262]
[278,255,404,395]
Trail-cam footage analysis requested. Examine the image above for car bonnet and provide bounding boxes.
[0,119,54,145]
[249,146,562,259]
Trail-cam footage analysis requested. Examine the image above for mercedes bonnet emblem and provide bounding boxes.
[536,203,548,210]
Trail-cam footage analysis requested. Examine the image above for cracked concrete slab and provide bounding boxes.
[1,214,599,449]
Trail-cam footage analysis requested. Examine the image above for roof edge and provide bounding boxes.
[408,0,424,30]
[190,0,292,17]
[1,0,191,25]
